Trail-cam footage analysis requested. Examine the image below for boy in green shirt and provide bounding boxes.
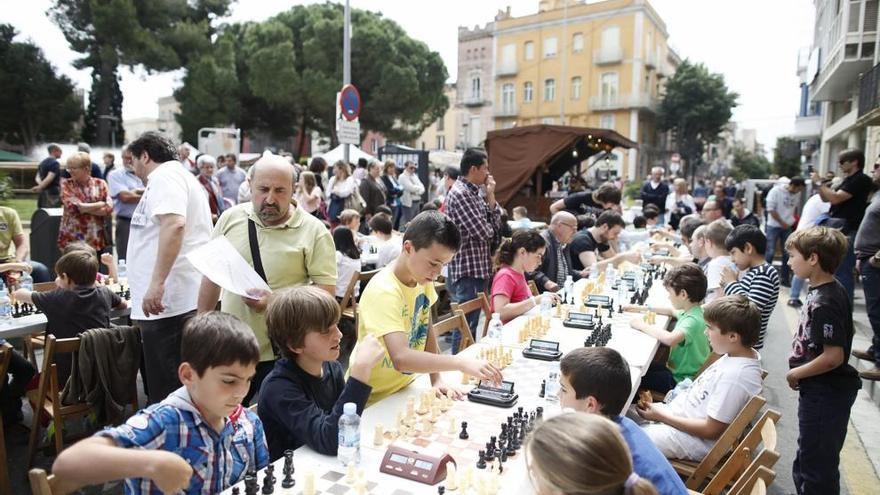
[626,263,711,393]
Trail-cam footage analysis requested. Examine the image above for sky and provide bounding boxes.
[1,0,814,152]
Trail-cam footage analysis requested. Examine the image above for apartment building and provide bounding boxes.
[456,22,496,150]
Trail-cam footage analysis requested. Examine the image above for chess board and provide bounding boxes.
[224,462,413,495]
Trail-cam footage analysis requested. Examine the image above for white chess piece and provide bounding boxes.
[303,470,316,495]
[446,462,458,490]
[447,416,456,435]
[373,423,384,446]
[346,463,356,483]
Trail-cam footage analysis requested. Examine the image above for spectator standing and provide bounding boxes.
[216,154,246,206]
[308,156,328,193]
[106,147,144,261]
[788,191,831,307]
[63,143,104,179]
[665,178,696,230]
[765,177,806,285]
[101,152,116,179]
[294,171,324,219]
[853,160,880,380]
[196,155,226,223]
[359,160,387,226]
[381,160,404,229]
[57,152,113,253]
[178,145,198,175]
[438,166,460,212]
[712,181,734,219]
[238,165,255,204]
[128,132,212,404]
[445,148,502,353]
[327,161,358,224]
[701,200,724,223]
[550,183,621,217]
[812,148,873,302]
[33,143,62,207]
[640,167,669,225]
[730,197,760,228]
[398,161,426,228]
[0,207,51,282]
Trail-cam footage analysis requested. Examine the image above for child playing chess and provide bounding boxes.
[636,295,763,462]
[258,286,385,459]
[625,263,710,394]
[490,229,549,323]
[526,413,658,495]
[558,347,687,494]
[346,211,503,405]
[52,312,269,493]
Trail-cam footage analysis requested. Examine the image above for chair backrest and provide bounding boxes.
[527,280,539,297]
[693,352,722,379]
[729,452,779,495]
[432,310,475,351]
[450,292,492,338]
[29,468,59,495]
[683,395,767,489]
[701,409,781,495]
[338,270,361,313]
[359,269,380,288]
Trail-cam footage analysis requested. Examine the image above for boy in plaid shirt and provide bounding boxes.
[52,312,268,494]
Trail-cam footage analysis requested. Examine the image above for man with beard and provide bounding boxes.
[106,147,144,261]
[197,151,337,404]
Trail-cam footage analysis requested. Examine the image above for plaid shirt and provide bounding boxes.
[445,178,502,280]
[97,387,269,494]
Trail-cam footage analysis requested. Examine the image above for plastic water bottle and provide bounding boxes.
[117,259,127,285]
[486,313,503,344]
[338,402,361,466]
[563,275,574,305]
[605,263,616,289]
[0,282,12,325]
[19,271,33,293]
[540,292,552,317]
[545,368,561,403]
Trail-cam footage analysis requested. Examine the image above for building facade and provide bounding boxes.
[456,21,496,150]
[414,84,458,151]
[489,0,679,179]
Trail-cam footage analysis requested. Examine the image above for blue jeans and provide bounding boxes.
[793,381,857,495]
[861,261,880,365]
[446,275,487,354]
[834,235,856,304]
[765,225,792,282]
[28,260,51,283]
[790,275,806,301]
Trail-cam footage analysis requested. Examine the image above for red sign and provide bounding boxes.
[340,84,361,121]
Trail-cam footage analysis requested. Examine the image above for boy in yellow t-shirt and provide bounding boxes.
[347,211,503,405]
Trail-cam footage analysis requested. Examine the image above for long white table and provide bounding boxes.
[0,306,132,340]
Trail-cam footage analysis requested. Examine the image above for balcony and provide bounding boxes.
[644,50,658,69]
[463,95,487,107]
[593,46,623,65]
[811,44,875,101]
[589,93,658,112]
[857,62,880,126]
[495,104,518,117]
[496,61,518,77]
[792,114,822,140]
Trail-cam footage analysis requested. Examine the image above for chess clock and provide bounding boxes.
[467,380,519,408]
[522,339,563,361]
[380,445,455,485]
[584,294,612,309]
[563,311,595,329]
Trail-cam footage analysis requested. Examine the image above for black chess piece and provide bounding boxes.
[261,468,274,494]
[499,423,508,441]
[244,474,257,495]
[489,436,497,450]
[233,487,240,495]
[536,407,543,420]
[477,450,487,469]
[459,421,469,440]
[500,448,508,463]
[438,487,446,495]
[608,307,613,318]
[539,380,545,398]
[283,450,293,475]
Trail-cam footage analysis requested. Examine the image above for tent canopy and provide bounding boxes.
[485,125,637,205]
[318,144,375,165]
[0,149,30,162]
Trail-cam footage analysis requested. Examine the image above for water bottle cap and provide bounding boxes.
[343,402,357,415]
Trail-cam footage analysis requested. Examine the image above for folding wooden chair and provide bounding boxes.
[729,454,779,495]
[433,310,475,351]
[338,270,361,322]
[26,335,93,468]
[28,468,60,495]
[0,344,13,495]
[451,292,492,339]
[670,395,767,490]
[733,466,776,495]
[527,280,539,297]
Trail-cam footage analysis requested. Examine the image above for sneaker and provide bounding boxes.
[787,299,803,308]
[859,367,880,381]
[852,349,875,361]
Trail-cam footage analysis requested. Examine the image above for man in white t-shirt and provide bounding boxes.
[765,177,805,285]
[128,132,213,404]
[702,219,737,303]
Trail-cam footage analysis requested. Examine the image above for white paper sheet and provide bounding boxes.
[186,236,271,299]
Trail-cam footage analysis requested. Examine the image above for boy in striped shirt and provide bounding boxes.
[52,312,269,494]
[720,225,780,349]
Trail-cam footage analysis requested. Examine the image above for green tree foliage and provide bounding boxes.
[658,60,739,181]
[176,3,448,156]
[50,0,232,146]
[0,25,81,153]
[731,147,771,181]
[773,136,803,178]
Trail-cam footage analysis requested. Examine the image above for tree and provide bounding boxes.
[176,3,449,157]
[773,136,802,178]
[50,0,232,146]
[0,24,81,153]
[658,60,739,183]
[730,147,771,181]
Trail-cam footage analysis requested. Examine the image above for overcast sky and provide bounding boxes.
[2,0,813,151]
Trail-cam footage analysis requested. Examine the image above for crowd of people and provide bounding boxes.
[2,132,878,495]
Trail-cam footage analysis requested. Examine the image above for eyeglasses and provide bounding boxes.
[560,223,577,230]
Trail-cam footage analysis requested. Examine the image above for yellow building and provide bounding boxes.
[493,0,679,179]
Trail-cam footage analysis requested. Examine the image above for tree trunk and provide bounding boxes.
[296,114,308,159]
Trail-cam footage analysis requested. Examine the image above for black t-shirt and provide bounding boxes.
[789,280,861,390]
[568,230,609,271]
[38,157,61,194]
[562,191,603,216]
[829,171,873,234]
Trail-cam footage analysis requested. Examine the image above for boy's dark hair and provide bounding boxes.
[663,263,707,302]
[576,214,595,230]
[375,204,393,216]
[594,183,622,205]
[703,295,760,347]
[839,148,865,168]
[559,347,632,416]
[704,218,733,249]
[182,312,260,375]
[785,226,849,274]
[420,201,439,212]
[642,204,659,220]
[632,216,647,229]
[679,216,704,243]
[789,176,806,187]
[595,210,626,229]
[725,224,767,255]
[55,251,98,286]
[369,213,393,235]
[460,148,488,176]
[403,211,461,251]
[61,240,98,258]
[128,132,178,164]
[333,226,360,260]
[266,286,341,359]
[445,166,460,180]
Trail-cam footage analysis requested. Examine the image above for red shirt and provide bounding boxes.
[490,266,532,322]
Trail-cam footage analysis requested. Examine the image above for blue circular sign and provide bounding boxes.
[340,84,361,121]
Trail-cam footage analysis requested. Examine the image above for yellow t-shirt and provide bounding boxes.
[0,207,23,261]
[347,265,437,405]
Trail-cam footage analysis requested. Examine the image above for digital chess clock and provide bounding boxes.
[584,294,612,309]
[563,311,595,330]
[522,339,563,361]
[467,380,519,408]
[380,444,455,485]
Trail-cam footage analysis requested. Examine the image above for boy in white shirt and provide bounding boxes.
[636,295,763,461]
[702,219,737,303]
[368,213,402,269]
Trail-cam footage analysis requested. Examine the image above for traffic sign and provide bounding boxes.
[337,120,361,145]
[340,84,361,121]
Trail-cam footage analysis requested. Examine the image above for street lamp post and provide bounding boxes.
[98,114,120,149]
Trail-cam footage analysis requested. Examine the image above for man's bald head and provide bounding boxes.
[252,153,296,186]
[550,211,578,244]
[551,211,576,226]
[251,152,296,225]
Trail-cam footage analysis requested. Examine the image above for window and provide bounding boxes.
[571,76,582,100]
[471,76,481,99]
[524,81,534,102]
[371,139,378,153]
[525,41,535,60]
[436,135,446,150]
[437,117,444,132]
[544,79,556,101]
[600,72,619,103]
[599,114,615,129]
[544,37,558,58]
[602,26,620,48]
[502,43,516,65]
[541,117,555,125]
[502,83,515,113]
[572,33,584,52]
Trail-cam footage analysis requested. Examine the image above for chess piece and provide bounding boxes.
[536,406,544,420]
[422,417,433,435]
[303,470,315,495]
[476,450,487,469]
[281,452,295,489]
[539,380,545,398]
[438,487,446,495]
[346,463,357,483]
[374,423,384,446]
[431,404,440,422]
[233,488,240,495]
[446,462,458,490]
[406,396,415,417]
[461,373,470,385]
[459,421,469,439]
[261,465,274,494]
[447,416,457,435]
[244,474,257,495]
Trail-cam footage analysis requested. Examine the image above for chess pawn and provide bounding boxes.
[461,373,470,385]
[303,470,316,495]
[431,404,440,422]
[421,417,433,435]
[447,416,457,435]
[373,423,384,446]
[346,463,357,483]
[446,462,458,490]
